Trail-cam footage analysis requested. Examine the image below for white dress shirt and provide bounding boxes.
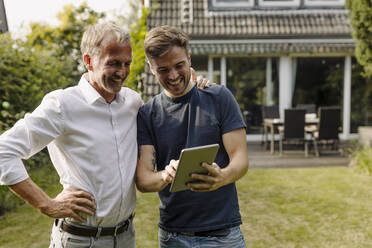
[0,76,143,227]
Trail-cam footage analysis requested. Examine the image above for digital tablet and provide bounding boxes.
[169,144,219,192]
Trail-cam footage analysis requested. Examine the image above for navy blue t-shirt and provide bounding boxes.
[137,84,246,232]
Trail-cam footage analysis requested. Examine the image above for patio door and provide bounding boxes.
[226,57,279,134]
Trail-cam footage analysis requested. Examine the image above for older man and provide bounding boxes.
[0,22,141,247]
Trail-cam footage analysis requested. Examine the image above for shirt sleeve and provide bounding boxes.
[218,86,246,135]
[0,91,64,185]
[137,105,154,147]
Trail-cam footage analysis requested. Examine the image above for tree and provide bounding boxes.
[26,1,150,95]
[114,0,150,96]
[0,33,76,131]
[346,0,372,78]
[26,3,105,75]
[125,6,148,94]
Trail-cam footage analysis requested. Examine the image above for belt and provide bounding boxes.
[57,214,134,237]
[179,228,230,237]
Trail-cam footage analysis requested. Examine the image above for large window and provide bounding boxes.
[209,0,345,10]
[226,57,279,134]
[212,0,254,8]
[293,57,343,110]
[304,0,345,7]
[293,57,372,133]
[258,0,300,7]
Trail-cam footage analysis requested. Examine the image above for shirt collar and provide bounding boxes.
[78,75,125,105]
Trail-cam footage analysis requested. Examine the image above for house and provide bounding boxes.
[143,0,368,140]
[0,0,8,33]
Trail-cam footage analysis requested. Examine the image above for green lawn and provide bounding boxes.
[0,167,371,248]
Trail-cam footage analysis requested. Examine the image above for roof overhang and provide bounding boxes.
[189,38,355,56]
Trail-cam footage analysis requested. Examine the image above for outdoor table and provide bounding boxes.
[264,117,319,154]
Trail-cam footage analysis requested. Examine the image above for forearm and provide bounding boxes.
[136,145,172,192]
[8,178,53,214]
[9,178,96,222]
[221,127,249,185]
[135,169,169,193]
[221,151,249,185]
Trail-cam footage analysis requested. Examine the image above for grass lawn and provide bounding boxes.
[0,167,371,248]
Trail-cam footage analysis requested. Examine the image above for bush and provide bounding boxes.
[0,33,77,215]
[0,33,77,131]
[350,145,372,175]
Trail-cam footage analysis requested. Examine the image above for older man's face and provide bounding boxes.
[90,35,132,101]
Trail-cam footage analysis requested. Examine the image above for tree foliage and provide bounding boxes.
[346,0,372,78]
[0,34,76,131]
[26,3,105,74]
[113,0,149,96]
[125,6,148,94]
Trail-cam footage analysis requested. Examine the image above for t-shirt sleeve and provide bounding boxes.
[137,105,154,146]
[218,86,246,135]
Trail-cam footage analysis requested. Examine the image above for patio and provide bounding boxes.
[247,141,350,170]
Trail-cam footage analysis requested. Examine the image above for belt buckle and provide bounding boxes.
[180,232,195,236]
[114,225,120,237]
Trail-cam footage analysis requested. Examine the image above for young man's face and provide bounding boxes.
[149,46,193,98]
[87,35,132,102]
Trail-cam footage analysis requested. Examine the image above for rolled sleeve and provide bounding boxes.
[0,157,28,185]
[0,91,64,185]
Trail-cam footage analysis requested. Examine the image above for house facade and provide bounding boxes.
[144,0,369,140]
[0,0,8,33]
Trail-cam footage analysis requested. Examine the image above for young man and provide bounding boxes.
[136,26,249,248]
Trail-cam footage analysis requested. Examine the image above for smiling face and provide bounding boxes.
[149,46,193,98]
[85,34,132,102]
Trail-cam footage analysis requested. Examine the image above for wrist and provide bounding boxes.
[220,167,233,186]
[37,196,54,216]
[158,171,171,189]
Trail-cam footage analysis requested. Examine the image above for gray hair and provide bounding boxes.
[81,22,131,60]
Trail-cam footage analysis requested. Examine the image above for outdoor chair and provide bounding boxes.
[279,109,309,157]
[296,104,316,114]
[261,105,280,145]
[307,107,341,157]
[262,105,280,119]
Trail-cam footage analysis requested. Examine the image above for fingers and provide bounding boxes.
[190,67,196,82]
[59,188,96,210]
[50,188,97,222]
[190,67,212,89]
[65,187,95,198]
[188,162,222,192]
[169,159,179,171]
[196,76,211,89]
[161,160,178,183]
[71,197,96,213]
[200,162,219,176]
[187,181,214,192]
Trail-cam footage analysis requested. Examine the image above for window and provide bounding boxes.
[211,0,254,8]
[181,0,193,24]
[304,0,345,7]
[258,0,300,7]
